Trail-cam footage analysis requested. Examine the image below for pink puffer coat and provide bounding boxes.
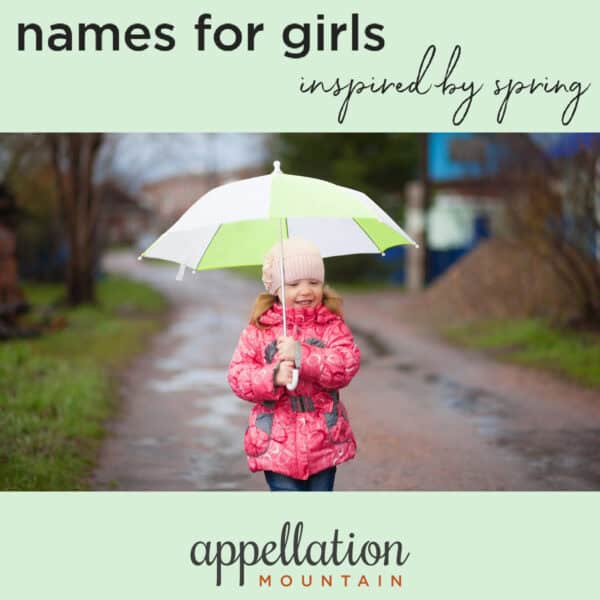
[228,302,360,480]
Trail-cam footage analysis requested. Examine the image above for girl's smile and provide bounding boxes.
[280,278,324,308]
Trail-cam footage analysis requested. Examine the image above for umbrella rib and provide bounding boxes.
[195,224,222,270]
[352,218,381,252]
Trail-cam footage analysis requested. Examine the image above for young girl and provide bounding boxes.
[228,238,361,492]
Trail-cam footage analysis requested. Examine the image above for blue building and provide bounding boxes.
[422,133,600,282]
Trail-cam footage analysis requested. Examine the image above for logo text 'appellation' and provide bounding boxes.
[190,521,410,586]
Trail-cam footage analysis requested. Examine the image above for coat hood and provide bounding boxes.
[258,301,339,327]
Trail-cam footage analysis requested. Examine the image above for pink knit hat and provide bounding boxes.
[261,238,324,295]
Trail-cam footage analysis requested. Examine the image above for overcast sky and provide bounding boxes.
[97,133,271,191]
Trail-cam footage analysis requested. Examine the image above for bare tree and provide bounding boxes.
[502,141,600,325]
[46,133,104,305]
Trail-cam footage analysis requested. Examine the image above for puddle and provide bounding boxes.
[476,415,503,437]
[180,426,247,488]
[180,467,248,490]
[154,307,246,371]
[424,372,440,383]
[425,372,600,488]
[147,368,228,393]
[496,428,600,489]
[189,393,242,430]
[349,323,393,357]
[449,386,511,418]
[129,436,178,448]
[395,362,416,373]
[424,373,512,438]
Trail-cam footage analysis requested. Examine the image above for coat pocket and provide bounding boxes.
[325,392,353,444]
[244,426,270,457]
[327,411,353,444]
[244,412,287,457]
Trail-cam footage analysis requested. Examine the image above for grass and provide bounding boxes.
[0,275,168,490]
[443,318,600,389]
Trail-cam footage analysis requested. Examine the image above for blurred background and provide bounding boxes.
[1,132,599,491]
[3,132,599,318]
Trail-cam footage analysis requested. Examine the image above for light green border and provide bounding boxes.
[1,492,598,598]
[2,1,599,598]
[1,0,598,131]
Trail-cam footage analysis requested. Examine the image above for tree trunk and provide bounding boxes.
[48,133,103,306]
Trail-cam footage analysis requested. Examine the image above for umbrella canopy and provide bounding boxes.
[140,162,417,271]
[140,161,417,390]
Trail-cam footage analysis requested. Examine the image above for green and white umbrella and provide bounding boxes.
[140,161,417,275]
[140,161,417,390]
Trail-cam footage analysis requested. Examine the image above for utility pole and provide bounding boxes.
[405,133,430,291]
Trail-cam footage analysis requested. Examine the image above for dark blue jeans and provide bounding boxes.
[264,466,337,492]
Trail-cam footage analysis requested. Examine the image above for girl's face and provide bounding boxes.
[279,278,324,309]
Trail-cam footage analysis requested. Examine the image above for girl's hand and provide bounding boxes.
[276,336,296,362]
[274,360,294,386]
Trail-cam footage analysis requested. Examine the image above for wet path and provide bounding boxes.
[342,294,600,490]
[92,252,600,490]
[92,253,259,490]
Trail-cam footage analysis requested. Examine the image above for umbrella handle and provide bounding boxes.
[286,368,299,391]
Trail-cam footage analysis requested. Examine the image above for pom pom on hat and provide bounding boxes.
[262,238,324,295]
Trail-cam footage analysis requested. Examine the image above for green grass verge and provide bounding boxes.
[0,275,167,490]
[443,319,600,389]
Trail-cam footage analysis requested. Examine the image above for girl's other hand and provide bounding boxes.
[275,360,294,386]
[276,336,296,361]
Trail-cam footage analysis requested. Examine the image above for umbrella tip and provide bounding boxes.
[273,160,281,173]
[137,256,143,261]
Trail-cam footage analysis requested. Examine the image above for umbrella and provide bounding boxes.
[139,161,418,389]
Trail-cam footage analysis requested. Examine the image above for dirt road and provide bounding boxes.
[92,252,600,491]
